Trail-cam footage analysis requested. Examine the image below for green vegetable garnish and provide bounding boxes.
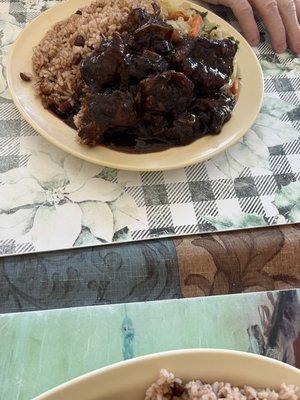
[190,8,208,18]
[202,21,218,33]
[228,36,240,47]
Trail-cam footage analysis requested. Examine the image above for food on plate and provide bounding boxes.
[145,369,300,400]
[30,0,239,153]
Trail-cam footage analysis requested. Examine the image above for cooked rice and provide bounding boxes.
[32,0,155,107]
[145,369,300,400]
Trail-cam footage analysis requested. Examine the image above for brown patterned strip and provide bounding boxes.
[174,225,300,297]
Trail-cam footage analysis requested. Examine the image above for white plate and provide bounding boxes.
[7,0,264,171]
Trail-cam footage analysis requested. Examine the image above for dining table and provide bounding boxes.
[0,0,299,399]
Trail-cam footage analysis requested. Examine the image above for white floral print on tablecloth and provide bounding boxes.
[0,139,143,251]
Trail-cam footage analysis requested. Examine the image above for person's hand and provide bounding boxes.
[203,0,300,54]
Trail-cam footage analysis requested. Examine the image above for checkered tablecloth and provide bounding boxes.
[0,0,299,256]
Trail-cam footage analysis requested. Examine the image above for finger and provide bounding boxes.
[250,0,287,53]
[227,0,260,46]
[278,0,300,53]
[294,0,300,21]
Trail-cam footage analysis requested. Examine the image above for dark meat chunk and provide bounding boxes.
[165,118,196,145]
[104,113,170,151]
[192,92,235,134]
[79,91,138,145]
[132,19,174,52]
[81,33,126,91]
[123,8,150,31]
[161,92,234,145]
[194,36,237,59]
[151,39,173,55]
[61,6,238,153]
[138,70,194,113]
[156,92,235,146]
[126,50,169,81]
[131,111,197,148]
[175,37,238,90]
[138,113,170,139]
[172,38,194,63]
[123,5,166,37]
[181,57,228,90]
[134,19,173,41]
[102,91,235,150]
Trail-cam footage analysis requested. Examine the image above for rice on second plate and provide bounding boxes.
[32,0,154,108]
[145,369,300,400]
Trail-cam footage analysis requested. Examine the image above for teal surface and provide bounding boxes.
[1,291,297,400]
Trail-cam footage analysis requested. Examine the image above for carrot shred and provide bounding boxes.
[170,11,189,21]
[188,15,203,37]
[230,79,239,95]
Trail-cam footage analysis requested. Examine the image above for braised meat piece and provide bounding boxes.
[124,8,150,31]
[164,118,196,145]
[138,70,194,113]
[175,37,237,90]
[133,21,174,56]
[78,91,137,145]
[181,58,225,90]
[126,9,174,55]
[192,92,235,134]
[151,39,174,55]
[124,4,161,33]
[195,36,237,59]
[72,5,238,153]
[171,38,194,63]
[126,50,169,81]
[81,33,126,91]
[134,20,174,43]
[125,7,176,55]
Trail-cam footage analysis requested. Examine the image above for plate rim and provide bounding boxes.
[7,0,264,171]
[35,348,300,399]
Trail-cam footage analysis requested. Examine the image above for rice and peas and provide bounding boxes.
[32,0,155,109]
[145,369,299,400]
[31,0,239,130]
